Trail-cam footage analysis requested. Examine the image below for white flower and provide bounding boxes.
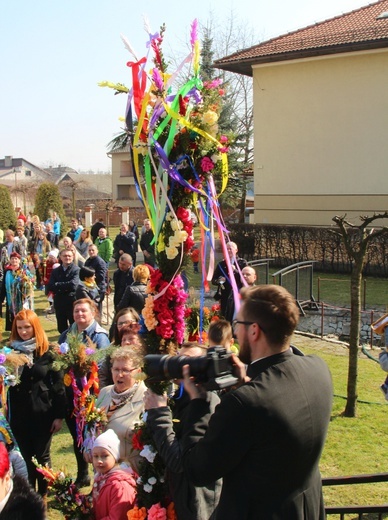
[148,477,157,485]
[171,219,183,231]
[143,483,153,493]
[140,445,157,463]
[137,477,143,485]
[59,342,69,354]
[174,229,188,243]
[165,245,179,260]
[211,153,221,163]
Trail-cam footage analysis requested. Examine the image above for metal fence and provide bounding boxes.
[323,472,388,518]
[271,261,318,315]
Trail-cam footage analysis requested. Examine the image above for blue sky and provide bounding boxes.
[1,0,369,172]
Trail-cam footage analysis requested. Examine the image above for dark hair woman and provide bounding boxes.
[75,266,101,306]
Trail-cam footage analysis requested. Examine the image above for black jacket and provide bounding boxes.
[85,256,107,293]
[117,281,147,314]
[147,390,221,520]
[0,475,45,520]
[113,232,136,262]
[113,268,134,309]
[8,349,67,429]
[47,263,80,305]
[211,257,247,316]
[182,351,333,520]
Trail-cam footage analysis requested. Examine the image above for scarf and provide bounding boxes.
[83,279,97,289]
[107,384,139,419]
[10,339,37,377]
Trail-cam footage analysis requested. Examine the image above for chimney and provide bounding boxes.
[4,156,13,168]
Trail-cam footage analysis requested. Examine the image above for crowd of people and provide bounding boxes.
[0,211,338,520]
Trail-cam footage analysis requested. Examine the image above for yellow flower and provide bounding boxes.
[157,235,165,253]
[63,373,72,387]
[202,110,218,126]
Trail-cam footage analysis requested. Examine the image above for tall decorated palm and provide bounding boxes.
[100,20,239,518]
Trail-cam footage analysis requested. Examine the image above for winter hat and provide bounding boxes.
[48,249,59,258]
[93,429,120,461]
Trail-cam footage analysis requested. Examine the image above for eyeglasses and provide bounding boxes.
[232,320,266,333]
[232,320,255,329]
[117,320,135,328]
[112,367,138,375]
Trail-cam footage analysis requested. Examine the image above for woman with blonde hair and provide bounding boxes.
[7,309,67,497]
[74,229,93,259]
[117,263,150,314]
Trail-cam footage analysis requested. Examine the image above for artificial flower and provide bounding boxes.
[59,343,69,354]
[202,110,218,125]
[148,503,167,520]
[165,245,179,260]
[200,157,215,173]
[140,445,157,464]
[132,431,144,451]
[127,506,147,520]
[63,373,72,387]
[144,483,153,493]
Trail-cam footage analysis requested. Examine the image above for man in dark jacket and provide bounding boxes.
[145,343,221,520]
[113,224,136,265]
[211,241,247,319]
[90,218,105,242]
[112,253,134,311]
[140,218,155,267]
[181,285,333,520]
[85,244,107,312]
[47,249,80,333]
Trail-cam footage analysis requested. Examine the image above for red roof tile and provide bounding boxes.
[215,0,388,75]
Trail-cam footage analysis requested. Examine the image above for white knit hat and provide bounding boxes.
[93,429,121,461]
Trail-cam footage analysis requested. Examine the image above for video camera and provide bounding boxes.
[144,346,239,391]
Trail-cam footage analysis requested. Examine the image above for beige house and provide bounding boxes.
[109,145,143,209]
[214,0,388,226]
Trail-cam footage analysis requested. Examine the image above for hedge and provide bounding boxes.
[229,224,388,277]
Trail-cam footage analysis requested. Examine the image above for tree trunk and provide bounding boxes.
[238,186,247,224]
[343,265,363,417]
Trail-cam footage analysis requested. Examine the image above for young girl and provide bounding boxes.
[92,429,137,520]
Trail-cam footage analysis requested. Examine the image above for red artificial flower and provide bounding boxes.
[132,431,144,451]
[200,157,215,173]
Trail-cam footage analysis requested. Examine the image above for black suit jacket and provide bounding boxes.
[211,257,247,316]
[182,349,333,519]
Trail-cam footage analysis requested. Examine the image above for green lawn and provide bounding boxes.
[9,269,387,519]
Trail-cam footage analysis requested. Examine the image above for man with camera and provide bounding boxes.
[181,285,333,520]
[144,343,221,520]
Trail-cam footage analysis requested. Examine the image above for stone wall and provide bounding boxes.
[297,307,385,346]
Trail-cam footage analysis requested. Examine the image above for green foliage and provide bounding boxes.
[33,183,66,234]
[0,185,16,230]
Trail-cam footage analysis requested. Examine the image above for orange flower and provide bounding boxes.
[63,373,72,387]
[127,506,147,520]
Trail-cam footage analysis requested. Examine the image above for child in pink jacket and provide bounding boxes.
[92,429,137,520]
